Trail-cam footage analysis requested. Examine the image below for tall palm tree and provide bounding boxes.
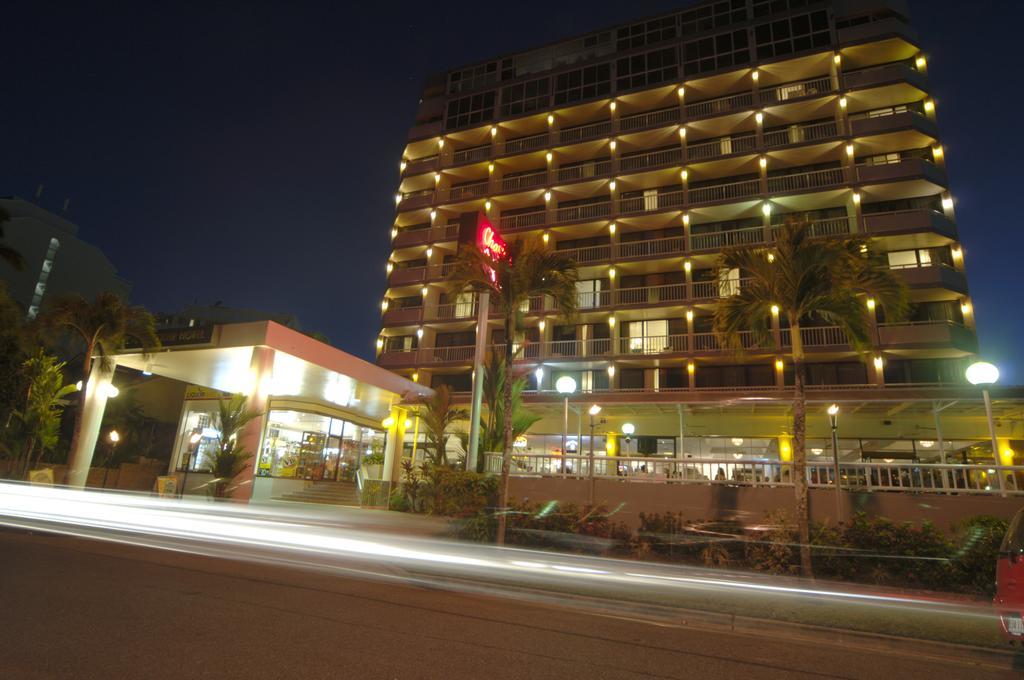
[35,292,160,484]
[415,384,469,467]
[0,207,26,271]
[713,220,908,576]
[449,236,578,544]
[479,352,540,472]
[208,394,263,498]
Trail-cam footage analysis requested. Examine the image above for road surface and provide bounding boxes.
[0,530,1017,679]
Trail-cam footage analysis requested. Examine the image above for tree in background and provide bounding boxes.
[35,292,160,483]
[208,393,262,498]
[415,384,468,468]
[8,350,77,477]
[0,206,25,271]
[0,283,30,433]
[478,353,539,473]
[713,220,908,576]
[449,237,578,544]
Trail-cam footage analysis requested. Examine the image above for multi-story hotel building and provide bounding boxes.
[377,1,1010,469]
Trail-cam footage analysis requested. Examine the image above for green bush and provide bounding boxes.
[428,467,498,517]
[634,512,746,564]
[949,515,1007,596]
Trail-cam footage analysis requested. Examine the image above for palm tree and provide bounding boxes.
[11,350,77,477]
[0,207,25,271]
[479,352,540,471]
[208,394,263,498]
[35,292,160,484]
[415,384,469,467]
[449,236,578,544]
[713,220,908,576]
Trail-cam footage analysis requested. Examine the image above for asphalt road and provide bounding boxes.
[0,531,1017,679]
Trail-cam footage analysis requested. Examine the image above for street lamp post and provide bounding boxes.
[588,404,601,503]
[103,430,120,489]
[966,361,1003,495]
[827,404,842,524]
[621,422,636,476]
[556,376,577,474]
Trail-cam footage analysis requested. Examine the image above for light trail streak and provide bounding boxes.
[0,481,996,633]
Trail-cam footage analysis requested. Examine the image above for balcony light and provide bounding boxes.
[547,114,554,125]
[386,262,394,273]
[390,228,398,239]
[425,247,433,258]
[490,126,497,137]
[759,156,767,169]
[381,299,389,310]
[677,86,685,97]
[775,358,784,371]
[845,144,855,156]
[683,260,691,272]
[839,97,847,109]
[412,372,418,382]
[755,111,763,124]
[488,163,494,172]
[400,161,407,171]
[679,126,687,139]
[607,365,616,377]
[924,100,935,113]
[485,200,492,211]
[376,338,384,349]
[539,320,546,331]
[429,210,437,220]
[609,181,617,191]
[873,356,884,370]
[751,70,759,82]
[687,362,695,374]
[437,139,445,149]
[762,202,772,216]
[610,140,617,151]
[866,298,875,311]
[610,101,617,112]
[961,301,971,315]
[394,193,402,205]
[767,252,775,263]
[416,327,424,339]
[942,196,954,210]
[916,56,926,69]
[686,309,693,322]
[420,287,428,297]
[546,151,553,162]
[681,169,688,181]
[609,222,616,235]
[433,173,441,183]
[608,267,616,279]
[542,232,550,244]
[852,192,861,204]
[608,316,616,328]
[544,191,552,202]
[952,246,963,260]
[682,213,690,226]
[770,304,780,315]
[932,145,944,160]
[834,53,842,65]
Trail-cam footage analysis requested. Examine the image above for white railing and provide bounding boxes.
[577,290,612,309]
[429,302,477,321]
[691,277,751,300]
[686,91,753,118]
[782,325,847,347]
[689,177,760,204]
[451,145,491,165]
[445,181,489,201]
[763,119,839,148]
[619,334,688,355]
[687,134,757,160]
[619,147,682,172]
[761,75,833,104]
[766,167,844,193]
[618,190,684,216]
[556,201,612,223]
[484,452,1024,496]
[690,225,766,251]
[615,283,687,306]
[619,107,679,132]
[617,236,686,259]
[501,171,547,193]
[559,120,613,145]
[422,345,475,363]
[771,215,852,238]
[500,210,546,231]
[503,132,548,155]
[557,159,612,183]
[556,243,612,264]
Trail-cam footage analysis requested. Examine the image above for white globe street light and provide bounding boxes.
[555,376,577,471]
[587,404,602,501]
[967,361,1001,470]
[621,422,636,456]
[826,403,842,523]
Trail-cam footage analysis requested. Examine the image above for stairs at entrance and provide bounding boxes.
[273,481,360,506]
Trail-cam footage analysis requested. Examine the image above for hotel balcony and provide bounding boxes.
[862,208,957,241]
[837,17,918,48]
[850,108,937,140]
[894,262,968,295]
[855,157,945,187]
[876,320,978,353]
[843,62,927,93]
[392,223,459,249]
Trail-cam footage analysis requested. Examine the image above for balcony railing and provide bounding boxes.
[559,120,613,145]
[450,145,491,166]
[392,223,459,248]
[577,290,612,309]
[766,167,844,194]
[782,325,848,347]
[557,159,612,183]
[556,243,612,264]
[686,91,753,119]
[541,338,613,358]
[617,235,686,260]
[423,345,475,363]
[689,177,760,204]
[690,225,765,251]
[618,190,684,216]
[688,133,757,160]
[503,132,548,155]
[615,283,686,306]
[428,302,477,321]
[770,215,852,238]
[482,453,1024,497]
[619,334,688,355]
[691,277,751,300]
[760,75,833,104]
[445,181,489,201]
[501,170,547,193]
[556,201,612,223]
[619,147,682,172]
[763,119,839,149]
[619,106,679,132]
[500,209,546,231]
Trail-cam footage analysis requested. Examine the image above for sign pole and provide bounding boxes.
[467,290,489,473]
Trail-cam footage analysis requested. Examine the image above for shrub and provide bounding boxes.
[427,467,498,517]
[744,511,800,576]
[835,513,954,590]
[949,514,1007,596]
[635,512,746,564]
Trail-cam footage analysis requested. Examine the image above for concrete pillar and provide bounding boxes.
[232,346,274,501]
[66,363,115,487]
[383,406,410,483]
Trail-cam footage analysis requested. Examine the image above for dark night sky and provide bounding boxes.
[4,1,1022,381]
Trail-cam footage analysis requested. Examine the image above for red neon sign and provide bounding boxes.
[477,215,508,263]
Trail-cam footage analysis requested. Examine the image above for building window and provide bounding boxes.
[258,410,385,481]
[682,29,749,75]
[448,62,499,95]
[754,10,831,60]
[501,77,551,116]
[616,47,679,90]
[680,0,747,34]
[431,372,473,393]
[446,91,496,130]
[553,63,611,105]
[617,15,677,51]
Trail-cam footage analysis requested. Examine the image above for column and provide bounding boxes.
[65,363,115,487]
[382,406,410,484]
[232,346,275,501]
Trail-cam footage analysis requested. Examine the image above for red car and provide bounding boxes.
[995,508,1024,642]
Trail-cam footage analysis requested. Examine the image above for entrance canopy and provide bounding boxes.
[113,321,432,424]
